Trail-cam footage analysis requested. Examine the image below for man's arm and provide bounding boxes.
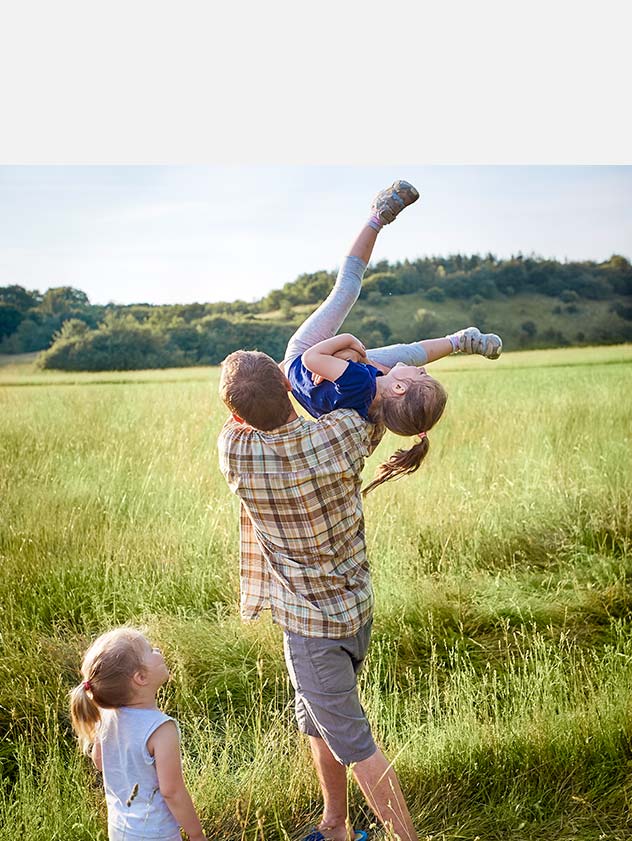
[303,333,366,383]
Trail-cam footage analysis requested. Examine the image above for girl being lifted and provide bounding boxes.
[283,180,503,494]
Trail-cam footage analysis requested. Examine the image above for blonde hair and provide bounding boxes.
[69,627,149,755]
[364,374,447,494]
[220,350,293,431]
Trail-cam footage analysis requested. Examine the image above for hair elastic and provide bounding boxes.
[83,680,92,692]
[417,431,427,441]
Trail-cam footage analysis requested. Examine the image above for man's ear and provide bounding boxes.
[283,376,292,392]
[232,413,245,424]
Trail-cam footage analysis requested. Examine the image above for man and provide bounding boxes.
[217,347,419,841]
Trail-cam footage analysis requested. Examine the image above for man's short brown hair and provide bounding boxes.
[219,350,293,431]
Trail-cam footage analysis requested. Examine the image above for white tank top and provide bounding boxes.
[99,706,181,840]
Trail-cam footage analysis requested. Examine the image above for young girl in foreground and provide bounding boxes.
[283,180,503,493]
[70,627,206,841]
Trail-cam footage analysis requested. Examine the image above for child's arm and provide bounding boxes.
[150,722,207,841]
[303,333,367,383]
[91,739,102,772]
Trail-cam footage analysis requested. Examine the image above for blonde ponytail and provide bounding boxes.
[70,682,102,755]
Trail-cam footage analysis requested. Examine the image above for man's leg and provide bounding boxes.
[307,738,419,841]
[284,627,378,841]
[353,748,418,841]
[285,624,418,840]
[284,632,356,840]
[309,735,350,841]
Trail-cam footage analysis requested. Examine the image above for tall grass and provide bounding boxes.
[1,345,631,840]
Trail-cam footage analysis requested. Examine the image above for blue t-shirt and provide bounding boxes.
[288,355,382,420]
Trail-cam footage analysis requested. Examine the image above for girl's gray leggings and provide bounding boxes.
[283,255,429,373]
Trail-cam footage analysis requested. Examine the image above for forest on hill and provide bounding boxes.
[1,253,630,370]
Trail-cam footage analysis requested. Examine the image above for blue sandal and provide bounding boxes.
[302,832,368,841]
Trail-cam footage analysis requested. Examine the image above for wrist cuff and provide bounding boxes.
[446,334,460,353]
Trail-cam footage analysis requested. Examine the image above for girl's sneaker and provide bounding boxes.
[371,180,420,224]
[449,326,503,359]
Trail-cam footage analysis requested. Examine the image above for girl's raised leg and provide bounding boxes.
[282,228,377,373]
[282,181,420,373]
[366,328,502,369]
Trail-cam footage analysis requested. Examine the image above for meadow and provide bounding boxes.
[0,345,631,841]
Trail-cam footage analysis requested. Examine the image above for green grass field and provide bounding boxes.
[1,345,631,841]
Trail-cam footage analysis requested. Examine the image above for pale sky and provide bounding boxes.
[0,166,630,306]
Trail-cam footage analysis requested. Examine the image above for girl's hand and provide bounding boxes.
[339,334,366,356]
[311,346,369,385]
[332,333,368,366]
[333,347,368,365]
[303,333,367,385]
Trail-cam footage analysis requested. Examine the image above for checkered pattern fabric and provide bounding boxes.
[218,409,385,638]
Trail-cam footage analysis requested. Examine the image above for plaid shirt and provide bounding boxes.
[218,409,384,638]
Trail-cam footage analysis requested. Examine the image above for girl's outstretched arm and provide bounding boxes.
[149,721,206,841]
[303,333,367,383]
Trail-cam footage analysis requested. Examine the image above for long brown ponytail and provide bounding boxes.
[69,628,148,754]
[363,435,430,495]
[365,374,447,495]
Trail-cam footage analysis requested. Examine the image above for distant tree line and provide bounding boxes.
[34,313,293,371]
[0,286,259,355]
[261,253,632,307]
[1,253,630,370]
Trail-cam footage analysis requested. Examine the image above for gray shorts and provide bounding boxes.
[282,620,376,766]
